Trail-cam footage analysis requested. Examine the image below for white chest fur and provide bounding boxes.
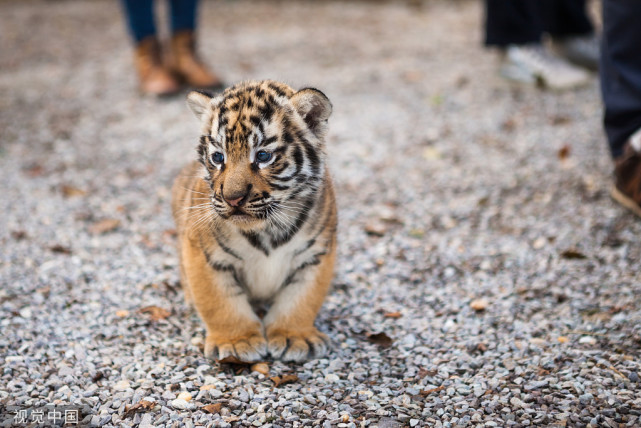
[212,228,313,301]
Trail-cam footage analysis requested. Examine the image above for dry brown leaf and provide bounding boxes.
[529,338,547,347]
[251,362,270,375]
[49,244,72,255]
[379,214,403,225]
[470,299,488,311]
[89,218,121,235]
[501,118,516,132]
[551,115,572,126]
[11,230,27,241]
[61,185,87,198]
[124,400,155,416]
[383,311,402,319]
[366,332,393,348]
[364,222,386,237]
[270,374,299,387]
[418,368,438,378]
[409,228,425,238]
[24,163,45,177]
[139,306,170,321]
[37,286,51,296]
[420,385,445,396]
[402,70,423,83]
[560,249,587,260]
[422,147,442,160]
[225,416,241,423]
[558,145,571,161]
[203,403,223,414]
[177,392,192,401]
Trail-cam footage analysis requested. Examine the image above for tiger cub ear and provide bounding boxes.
[186,90,214,121]
[291,88,332,139]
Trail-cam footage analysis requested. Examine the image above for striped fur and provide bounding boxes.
[171,80,337,362]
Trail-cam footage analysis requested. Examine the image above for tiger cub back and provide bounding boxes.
[171,80,337,362]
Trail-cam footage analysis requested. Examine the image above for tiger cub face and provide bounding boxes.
[186,80,332,231]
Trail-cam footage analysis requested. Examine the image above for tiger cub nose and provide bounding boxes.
[224,192,247,207]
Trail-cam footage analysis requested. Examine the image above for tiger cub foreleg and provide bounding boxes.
[264,246,336,362]
[180,237,267,362]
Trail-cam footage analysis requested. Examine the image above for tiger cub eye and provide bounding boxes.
[256,150,272,163]
[211,152,224,164]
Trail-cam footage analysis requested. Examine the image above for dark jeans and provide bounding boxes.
[121,0,199,42]
[485,0,593,47]
[601,0,641,158]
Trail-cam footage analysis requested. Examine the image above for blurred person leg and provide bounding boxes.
[168,0,223,90]
[121,0,180,96]
[544,0,599,70]
[484,0,590,91]
[601,0,641,216]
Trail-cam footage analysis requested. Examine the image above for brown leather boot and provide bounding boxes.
[134,37,180,96]
[169,30,223,90]
[611,130,641,217]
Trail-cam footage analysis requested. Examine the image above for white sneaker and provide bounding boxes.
[500,44,591,91]
[553,34,600,71]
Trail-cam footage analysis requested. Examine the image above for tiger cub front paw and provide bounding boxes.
[205,329,267,363]
[266,327,330,362]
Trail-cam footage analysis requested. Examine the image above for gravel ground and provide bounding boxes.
[1,0,640,427]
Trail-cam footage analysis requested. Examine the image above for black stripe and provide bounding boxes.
[268,83,288,98]
[272,160,289,175]
[291,145,304,176]
[283,130,294,144]
[275,173,296,182]
[249,115,261,127]
[294,239,316,256]
[202,246,248,294]
[270,197,314,248]
[279,251,327,290]
[260,103,274,122]
[270,183,290,191]
[241,230,270,256]
[263,136,277,146]
[212,232,243,260]
[303,140,320,175]
[310,185,331,238]
[231,269,249,295]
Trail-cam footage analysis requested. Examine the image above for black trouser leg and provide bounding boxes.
[120,0,156,43]
[600,0,641,158]
[484,0,543,47]
[169,0,198,34]
[541,0,593,38]
[485,0,593,47]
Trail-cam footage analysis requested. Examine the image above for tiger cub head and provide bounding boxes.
[186,80,332,229]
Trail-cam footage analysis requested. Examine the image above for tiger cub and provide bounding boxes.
[171,80,337,362]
